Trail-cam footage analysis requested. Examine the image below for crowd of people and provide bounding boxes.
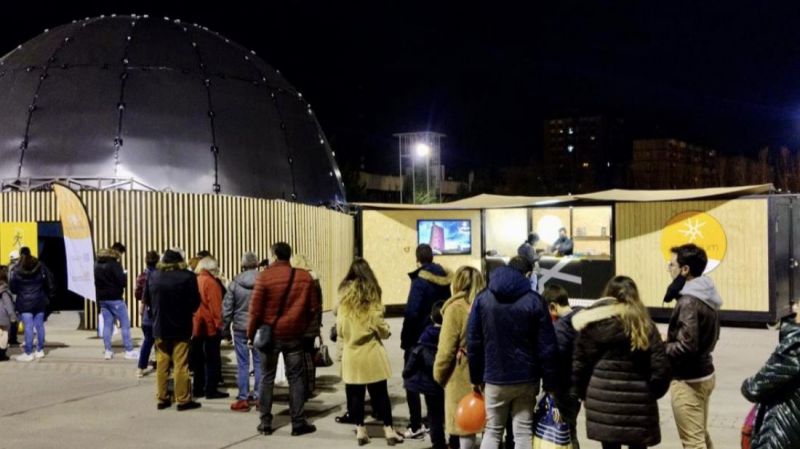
[0,238,798,449]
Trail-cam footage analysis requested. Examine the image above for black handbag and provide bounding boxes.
[313,335,334,367]
[253,269,296,352]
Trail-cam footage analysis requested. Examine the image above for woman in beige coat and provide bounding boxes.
[433,266,485,449]
[337,258,404,446]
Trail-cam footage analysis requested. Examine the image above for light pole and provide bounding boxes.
[394,132,445,204]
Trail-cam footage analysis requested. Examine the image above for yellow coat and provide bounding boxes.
[433,292,482,435]
[337,307,392,385]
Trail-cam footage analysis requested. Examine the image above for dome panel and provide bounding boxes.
[213,80,294,199]
[0,71,39,178]
[1,23,73,67]
[191,27,262,82]
[126,20,197,71]
[54,18,129,67]
[21,68,119,178]
[119,70,213,192]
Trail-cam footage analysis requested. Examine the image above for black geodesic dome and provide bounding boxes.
[0,14,345,204]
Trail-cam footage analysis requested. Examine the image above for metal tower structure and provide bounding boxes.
[394,131,445,203]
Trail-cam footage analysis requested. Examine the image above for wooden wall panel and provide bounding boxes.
[0,191,354,329]
[362,210,481,306]
[615,199,769,312]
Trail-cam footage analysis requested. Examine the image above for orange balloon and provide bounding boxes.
[455,391,486,433]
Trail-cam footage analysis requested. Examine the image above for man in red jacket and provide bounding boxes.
[247,242,319,437]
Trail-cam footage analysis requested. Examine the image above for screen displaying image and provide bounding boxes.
[417,220,472,255]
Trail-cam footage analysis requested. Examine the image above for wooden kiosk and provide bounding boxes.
[356,184,793,324]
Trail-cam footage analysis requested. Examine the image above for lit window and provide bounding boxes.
[560,129,564,134]
[568,127,574,135]
[582,162,589,168]
[607,162,611,167]
[590,135,596,141]
[567,145,574,153]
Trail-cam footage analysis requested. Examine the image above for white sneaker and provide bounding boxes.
[16,353,34,362]
[104,350,114,360]
[136,368,146,378]
[124,349,139,360]
[402,425,428,439]
[34,350,45,359]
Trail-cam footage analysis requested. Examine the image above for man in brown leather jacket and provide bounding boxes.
[665,243,722,449]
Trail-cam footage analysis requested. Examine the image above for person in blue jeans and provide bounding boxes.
[9,252,54,361]
[135,251,160,376]
[95,247,137,360]
[222,251,262,411]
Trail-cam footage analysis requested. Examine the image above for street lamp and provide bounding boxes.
[415,142,431,158]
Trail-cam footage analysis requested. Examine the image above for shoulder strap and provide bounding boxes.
[271,268,296,327]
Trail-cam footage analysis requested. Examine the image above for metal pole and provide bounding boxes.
[399,136,403,203]
[412,137,416,204]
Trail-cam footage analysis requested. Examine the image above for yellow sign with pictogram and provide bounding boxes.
[660,211,727,274]
[0,222,38,261]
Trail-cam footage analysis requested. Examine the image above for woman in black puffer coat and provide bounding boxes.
[741,310,800,449]
[572,276,671,449]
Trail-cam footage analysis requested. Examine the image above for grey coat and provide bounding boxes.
[0,283,17,328]
[222,269,258,332]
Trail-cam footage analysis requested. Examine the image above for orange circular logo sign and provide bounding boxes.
[660,211,727,274]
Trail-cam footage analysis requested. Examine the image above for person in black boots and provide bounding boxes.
[401,244,452,440]
[144,248,202,411]
[192,256,229,400]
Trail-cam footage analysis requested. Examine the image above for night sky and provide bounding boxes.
[3,2,800,176]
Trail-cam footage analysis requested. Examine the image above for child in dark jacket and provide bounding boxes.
[404,301,446,449]
[542,283,582,449]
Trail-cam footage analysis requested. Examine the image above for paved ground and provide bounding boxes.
[0,311,773,449]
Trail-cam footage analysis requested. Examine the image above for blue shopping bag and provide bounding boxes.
[532,394,572,449]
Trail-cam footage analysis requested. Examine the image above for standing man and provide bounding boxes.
[247,242,319,437]
[95,246,137,360]
[401,243,452,439]
[665,243,721,449]
[145,248,202,411]
[467,256,558,449]
[517,233,541,291]
[550,228,574,256]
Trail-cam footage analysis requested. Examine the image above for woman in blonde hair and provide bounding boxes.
[292,254,323,397]
[571,276,671,449]
[433,266,485,449]
[191,256,229,399]
[337,258,404,446]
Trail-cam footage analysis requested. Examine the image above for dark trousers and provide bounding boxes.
[555,394,581,449]
[404,350,423,430]
[138,325,155,370]
[424,394,446,449]
[191,334,221,394]
[601,444,646,449]
[346,380,393,426]
[8,320,18,344]
[259,339,308,429]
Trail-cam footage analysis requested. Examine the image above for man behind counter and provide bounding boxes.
[550,228,574,256]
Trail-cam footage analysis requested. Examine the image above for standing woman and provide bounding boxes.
[572,276,671,449]
[433,266,485,449]
[192,256,229,399]
[741,304,800,449]
[292,254,323,398]
[337,258,404,446]
[9,253,51,361]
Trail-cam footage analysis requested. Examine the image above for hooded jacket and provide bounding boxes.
[466,265,558,388]
[144,261,201,340]
[742,319,800,449]
[134,266,156,326]
[572,298,671,446]
[401,262,452,350]
[403,324,444,396]
[10,256,54,313]
[94,248,126,302]
[666,276,722,380]
[222,268,258,332]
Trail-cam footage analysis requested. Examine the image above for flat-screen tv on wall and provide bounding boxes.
[417,219,472,255]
